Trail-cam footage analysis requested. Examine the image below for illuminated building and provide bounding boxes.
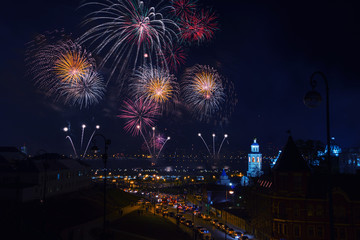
[247,138,264,177]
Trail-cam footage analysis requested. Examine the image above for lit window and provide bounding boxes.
[252,157,255,162]
[257,157,259,162]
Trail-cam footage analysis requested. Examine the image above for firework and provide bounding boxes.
[54,45,93,84]
[117,98,160,136]
[170,0,197,18]
[27,38,95,93]
[60,70,106,109]
[161,44,187,73]
[131,66,179,106]
[182,65,225,121]
[79,0,180,81]
[179,9,218,44]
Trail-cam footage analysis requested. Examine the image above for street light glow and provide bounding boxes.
[225,134,228,138]
[63,127,68,132]
[96,125,100,129]
[212,133,215,137]
[82,124,86,128]
[198,133,201,136]
[167,136,171,140]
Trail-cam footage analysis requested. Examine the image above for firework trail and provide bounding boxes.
[66,136,78,158]
[131,66,179,109]
[197,133,211,155]
[117,98,160,136]
[79,0,180,82]
[157,136,170,158]
[217,134,228,156]
[81,124,86,149]
[82,125,100,158]
[60,69,106,109]
[182,65,225,121]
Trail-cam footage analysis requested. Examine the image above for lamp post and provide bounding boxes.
[91,134,111,239]
[304,71,334,240]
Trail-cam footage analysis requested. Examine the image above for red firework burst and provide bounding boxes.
[162,45,187,73]
[180,9,219,44]
[117,98,160,136]
[170,0,197,18]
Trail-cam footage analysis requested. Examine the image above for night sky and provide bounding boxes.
[1,0,360,156]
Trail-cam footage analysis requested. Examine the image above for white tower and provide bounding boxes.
[247,138,263,177]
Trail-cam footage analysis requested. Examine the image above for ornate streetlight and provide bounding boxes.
[304,71,334,240]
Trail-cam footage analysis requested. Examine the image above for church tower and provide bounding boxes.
[247,138,263,177]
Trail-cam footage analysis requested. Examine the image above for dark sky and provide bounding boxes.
[1,0,360,156]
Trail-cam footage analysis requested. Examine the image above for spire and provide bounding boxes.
[273,136,310,172]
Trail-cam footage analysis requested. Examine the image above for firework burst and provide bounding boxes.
[131,66,179,106]
[60,70,106,109]
[179,9,218,44]
[79,0,180,82]
[181,64,225,121]
[26,35,105,108]
[54,46,93,84]
[170,0,197,18]
[161,44,187,73]
[117,98,160,136]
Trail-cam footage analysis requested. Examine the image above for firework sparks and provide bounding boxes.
[117,98,160,136]
[27,38,95,93]
[79,0,180,82]
[60,70,106,108]
[179,9,218,44]
[182,64,225,121]
[131,66,179,106]
[170,0,197,18]
[54,47,93,84]
[26,37,104,108]
[161,44,187,73]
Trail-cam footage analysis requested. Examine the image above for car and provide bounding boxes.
[234,232,244,239]
[185,220,193,228]
[193,210,200,215]
[210,219,219,225]
[223,225,230,232]
[198,228,211,240]
[202,214,211,220]
[227,228,235,235]
[180,217,186,223]
[217,222,225,229]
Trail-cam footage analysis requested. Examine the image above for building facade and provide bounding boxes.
[248,136,360,240]
[247,139,264,177]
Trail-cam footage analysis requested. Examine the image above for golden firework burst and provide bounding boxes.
[54,50,92,84]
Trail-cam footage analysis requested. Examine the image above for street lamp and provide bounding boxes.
[91,134,111,238]
[304,71,334,240]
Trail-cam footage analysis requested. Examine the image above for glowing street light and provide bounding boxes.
[63,127,69,132]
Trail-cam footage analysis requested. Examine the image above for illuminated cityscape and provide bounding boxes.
[1,0,360,240]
